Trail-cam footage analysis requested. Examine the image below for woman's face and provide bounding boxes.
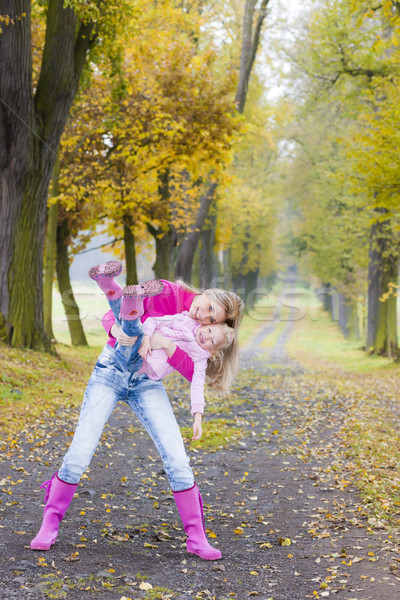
[189,293,226,325]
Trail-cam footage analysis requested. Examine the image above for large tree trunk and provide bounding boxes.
[175,182,217,282]
[366,218,398,355]
[123,215,138,286]
[56,219,88,346]
[43,157,60,340]
[0,0,95,349]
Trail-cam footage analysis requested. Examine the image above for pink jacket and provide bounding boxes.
[102,279,197,382]
[139,313,210,414]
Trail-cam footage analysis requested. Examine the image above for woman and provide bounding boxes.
[30,274,243,560]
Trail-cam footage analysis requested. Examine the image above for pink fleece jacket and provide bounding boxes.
[101,279,196,382]
[139,313,210,415]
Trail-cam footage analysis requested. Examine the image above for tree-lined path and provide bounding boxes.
[1,305,399,600]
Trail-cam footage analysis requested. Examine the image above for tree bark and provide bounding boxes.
[0,0,95,349]
[175,182,217,282]
[235,0,270,114]
[243,268,260,310]
[148,169,175,279]
[56,219,88,346]
[366,218,398,355]
[200,213,217,289]
[338,293,360,340]
[43,156,60,340]
[123,216,138,286]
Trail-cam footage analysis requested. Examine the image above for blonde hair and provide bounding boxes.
[205,326,239,396]
[176,280,244,394]
[177,281,244,334]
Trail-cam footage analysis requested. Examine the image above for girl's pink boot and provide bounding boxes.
[173,484,222,560]
[30,473,78,551]
[120,280,164,320]
[88,260,123,298]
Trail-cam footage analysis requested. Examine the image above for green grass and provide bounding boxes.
[181,418,244,451]
[287,287,400,375]
[0,342,101,435]
[52,282,110,346]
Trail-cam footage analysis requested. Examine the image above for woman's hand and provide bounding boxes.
[110,324,138,347]
[192,413,203,440]
[138,335,151,360]
[150,331,177,357]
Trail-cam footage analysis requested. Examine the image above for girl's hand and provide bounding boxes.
[150,331,177,357]
[110,325,138,347]
[138,335,151,360]
[192,413,203,440]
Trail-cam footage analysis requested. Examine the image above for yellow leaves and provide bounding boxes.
[64,552,80,562]
[233,527,244,535]
[278,537,292,546]
[259,542,273,549]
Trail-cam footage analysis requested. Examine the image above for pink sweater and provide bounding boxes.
[139,313,210,414]
[102,279,196,382]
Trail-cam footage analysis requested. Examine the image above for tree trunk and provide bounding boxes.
[150,230,174,280]
[235,0,271,114]
[43,156,61,340]
[200,213,217,289]
[175,182,217,282]
[243,268,259,310]
[56,219,88,346]
[0,0,95,349]
[366,218,398,355]
[123,216,138,285]
[338,293,360,340]
[344,298,360,340]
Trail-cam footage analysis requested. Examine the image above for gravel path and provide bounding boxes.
[1,309,399,600]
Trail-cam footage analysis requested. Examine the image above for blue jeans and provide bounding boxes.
[108,297,143,371]
[59,345,194,491]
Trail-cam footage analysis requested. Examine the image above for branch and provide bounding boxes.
[35,0,96,140]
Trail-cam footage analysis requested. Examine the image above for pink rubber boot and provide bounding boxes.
[173,484,222,560]
[30,473,78,551]
[120,280,164,320]
[88,260,123,299]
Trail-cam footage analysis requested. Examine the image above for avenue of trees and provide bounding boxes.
[0,0,399,358]
[280,0,400,356]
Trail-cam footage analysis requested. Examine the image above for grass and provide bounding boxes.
[181,418,244,451]
[286,287,400,528]
[0,342,101,435]
[287,287,400,375]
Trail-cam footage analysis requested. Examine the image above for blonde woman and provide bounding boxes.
[30,262,243,561]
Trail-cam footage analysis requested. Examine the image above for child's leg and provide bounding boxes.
[120,280,164,324]
[89,261,123,302]
[115,280,164,370]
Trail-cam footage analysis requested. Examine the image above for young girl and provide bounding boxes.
[30,265,243,560]
[90,260,235,438]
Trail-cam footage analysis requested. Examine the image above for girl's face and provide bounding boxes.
[195,323,227,354]
[189,293,226,325]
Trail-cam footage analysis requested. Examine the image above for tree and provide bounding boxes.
[0,0,133,349]
[282,0,400,351]
[174,0,271,284]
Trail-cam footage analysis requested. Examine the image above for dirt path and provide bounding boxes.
[1,313,399,599]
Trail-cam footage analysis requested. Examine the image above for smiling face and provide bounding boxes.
[195,323,228,354]
[189,293,226,325]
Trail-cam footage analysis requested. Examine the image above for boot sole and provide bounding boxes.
[89,260,122,280]
[123,280,164,298]
[30,540,55,551]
